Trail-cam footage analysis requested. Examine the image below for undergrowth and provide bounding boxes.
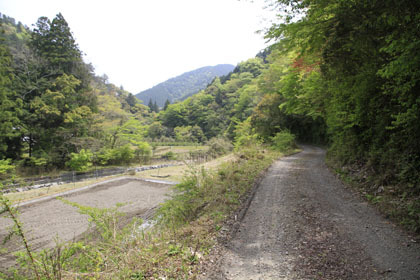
[327,157,420,235]
[1,145,284,279]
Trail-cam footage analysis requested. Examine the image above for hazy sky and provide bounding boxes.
[0,0,276,93]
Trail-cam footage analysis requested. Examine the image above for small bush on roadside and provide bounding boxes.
[96,147,114,165]
[271,130,296,152]
[234,117,260,149]
[207,137,233,156]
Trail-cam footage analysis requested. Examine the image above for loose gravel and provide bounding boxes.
[211,146,420,279]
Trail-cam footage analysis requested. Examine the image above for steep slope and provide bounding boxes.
[135,64,234,107]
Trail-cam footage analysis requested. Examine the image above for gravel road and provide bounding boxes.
[0,178,172,270]
[215,146,420,279]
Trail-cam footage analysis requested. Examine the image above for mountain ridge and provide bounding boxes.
[135,64,234,107]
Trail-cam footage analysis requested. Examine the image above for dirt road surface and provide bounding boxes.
[214,146,420,279]
[0,178,172,270]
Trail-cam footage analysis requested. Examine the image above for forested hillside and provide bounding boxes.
[1,0,419,233]
[0,13,154,174]
[135,64,234,108]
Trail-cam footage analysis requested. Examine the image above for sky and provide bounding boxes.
[0,0,276,93]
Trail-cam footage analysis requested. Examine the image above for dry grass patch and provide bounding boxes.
[137,153,237,182]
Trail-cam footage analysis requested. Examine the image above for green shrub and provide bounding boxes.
[207,137,233,156]
[0,159,15,180]
[96,145,135,165]
[271,130,296,152]
[134,142,152,163]
[66,149,93,172]
[96,148,114,165]
[115,145,134,164]
[162,151,177,160]
[234,117,260,149]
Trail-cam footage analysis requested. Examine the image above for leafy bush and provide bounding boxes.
[21,150,49,174]
[0,159,15,180]
[96,148,114,165]
[115,144,134,164]
[271,130,296,152]
[134,142,152,163]
[207,137,233,156]
[162,151,177,160]
[66,149,93,172]
[234,117,260,149]
[97,145,136,165]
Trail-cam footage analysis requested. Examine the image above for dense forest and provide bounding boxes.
[1,0,419,232]
[0,13,155,174]
[135,64,234,108]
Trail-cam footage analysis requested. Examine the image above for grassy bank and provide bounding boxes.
[1,145,291,279]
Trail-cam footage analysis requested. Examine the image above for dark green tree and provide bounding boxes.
[31,13,82,75]
[125,93,138,110]
[163,99,170,110]
[147,99,153,111]
[0,42,23,159]
[12,13,96,166]
[153,100,159,113]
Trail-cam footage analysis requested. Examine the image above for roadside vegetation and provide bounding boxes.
[1,137,297,279]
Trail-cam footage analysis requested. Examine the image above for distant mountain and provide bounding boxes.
[135,64,235,107]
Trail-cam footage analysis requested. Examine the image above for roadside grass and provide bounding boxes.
[0,145,292,279]
[137,153,237,182]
